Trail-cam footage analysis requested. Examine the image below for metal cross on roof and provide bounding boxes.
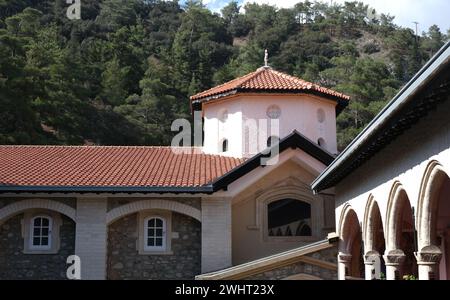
[264,49,268,67]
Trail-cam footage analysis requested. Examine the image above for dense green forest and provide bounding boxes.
[0,0,448,149]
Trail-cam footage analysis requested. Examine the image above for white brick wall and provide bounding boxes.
[0,199,76,225]
[75,198,107,280]
[201,198,232,273]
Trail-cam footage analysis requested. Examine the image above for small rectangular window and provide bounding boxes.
[30,216,52,250]
[144,217,166,252]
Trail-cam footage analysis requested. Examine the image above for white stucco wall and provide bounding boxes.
[202,94,338,158]
[203,99,243,157]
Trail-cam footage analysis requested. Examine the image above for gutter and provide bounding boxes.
[312,41,450,192]
[191,89,349,115]
[0,133,334,195]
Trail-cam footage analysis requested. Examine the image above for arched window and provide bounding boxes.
[268,199,312,237]
[317,109,326,123]
[267,136,280,148]
[144,217,166,251]
[219,110,228,123]
[222,139,229,153]
[30,216,52,250]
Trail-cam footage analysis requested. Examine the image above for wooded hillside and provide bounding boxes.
[0,0,448,149]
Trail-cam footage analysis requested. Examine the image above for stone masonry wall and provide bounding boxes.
[107,198,201,211]
[107,212,201,280]
[0,214,76,280]
[244,247,338,280]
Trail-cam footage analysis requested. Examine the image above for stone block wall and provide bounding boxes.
[243,247,338,280]
[0,214,75,280]
[107,212,201,280]
[107,198,201,211]
[201,198,232,273]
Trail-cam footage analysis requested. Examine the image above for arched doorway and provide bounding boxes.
[386,182,417,280]
[417,162,450,280]
[339,206,364,280]
[364,198,386,280]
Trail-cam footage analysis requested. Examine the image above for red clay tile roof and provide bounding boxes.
[0,146,245,188]
[190,67,350,102]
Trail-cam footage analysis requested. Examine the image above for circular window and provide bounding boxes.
[219,110,228,122]
[317,109,325,123]
[266,105,281,119]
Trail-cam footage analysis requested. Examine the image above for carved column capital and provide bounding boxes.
[364,251,381,265]
[383,249,406,266]
[415,245,442,265]
[338,252,352,263]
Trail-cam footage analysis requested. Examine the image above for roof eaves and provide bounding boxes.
[211,131,335,192]
[312,41,450,193]
[191,89,349,115]
[191,89,238,105]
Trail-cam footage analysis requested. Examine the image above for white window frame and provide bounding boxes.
[252,183,321,243]
[143,216,166,252]
[29,215,52,251]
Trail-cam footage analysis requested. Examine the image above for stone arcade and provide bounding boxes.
[313,41,450,280]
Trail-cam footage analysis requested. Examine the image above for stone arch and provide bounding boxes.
[385,181,413,250]
[363,195,386,279]
[363,195,385,252]
[338,204,364,278]
[339,204,361,253]
[106,200,201,225]
[385,180,417,278]
[0,199,76,225]
[417,160,450,249]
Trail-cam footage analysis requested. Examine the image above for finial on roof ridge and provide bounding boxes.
[264,49,268,67]
[257,49,272,71]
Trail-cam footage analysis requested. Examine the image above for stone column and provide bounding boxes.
[338,253,352,280]
[415,245,442,280]
[201,197,232,273]
[384,249,406,280]
[364,251,381,280]
[75,197,108,280]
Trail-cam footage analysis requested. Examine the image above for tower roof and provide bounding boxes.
[190,67,350,113]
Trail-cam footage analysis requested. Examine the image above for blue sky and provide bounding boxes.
[196,0,450,33]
